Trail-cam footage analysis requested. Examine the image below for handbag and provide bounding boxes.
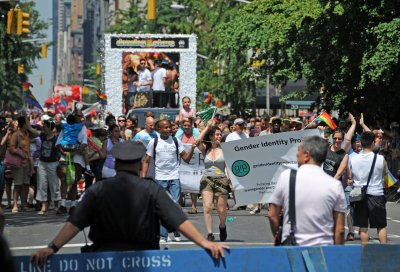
[276,169,299,246]
[4,133,22,168]
[349,153,377,203]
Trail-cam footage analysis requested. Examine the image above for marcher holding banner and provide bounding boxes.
[196,122,230,241]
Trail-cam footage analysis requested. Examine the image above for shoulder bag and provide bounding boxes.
[275,169,299,246]
[4,132,22,168]
[349,153,377,202]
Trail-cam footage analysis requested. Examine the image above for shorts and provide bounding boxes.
[200,176,230,197]
[353,195,387,229]
[11,165,30,186]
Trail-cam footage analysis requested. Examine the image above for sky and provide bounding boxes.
[30,0,53,105]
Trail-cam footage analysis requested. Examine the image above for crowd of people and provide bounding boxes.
[122,53,180,112]
[0,99,398,266]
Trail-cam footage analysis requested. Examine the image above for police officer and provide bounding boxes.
[31,141,228,266]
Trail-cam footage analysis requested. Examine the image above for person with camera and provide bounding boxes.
[9,117,32,213]
[268,136,346,246]
[30,141,228,266]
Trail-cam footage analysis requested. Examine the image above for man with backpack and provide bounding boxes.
[141,119,196,243]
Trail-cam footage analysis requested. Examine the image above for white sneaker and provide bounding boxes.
[173,234,181,242]
[159,237,168,244]
[167,235,172,242]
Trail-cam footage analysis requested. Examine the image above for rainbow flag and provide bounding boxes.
[22,82,43,111]
[315,112,337,130]
[95,90,107,105]
[384,169,398,189]
[203,92,212,103]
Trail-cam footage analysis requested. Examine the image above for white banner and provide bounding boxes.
[221,129,322,205]
[179,145,205,193]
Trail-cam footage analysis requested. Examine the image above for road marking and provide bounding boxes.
[11,241,274,251]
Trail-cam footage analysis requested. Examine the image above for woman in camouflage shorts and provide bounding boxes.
[196,123,230,242]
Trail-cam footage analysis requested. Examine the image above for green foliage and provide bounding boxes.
[0,1,49,109]
[106,0,400,122]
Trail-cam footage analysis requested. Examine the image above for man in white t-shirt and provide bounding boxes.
[137,59,152,92]
[350,131,387,244]
[141,119,196,243]
[225,118,249,142]
[152,60,167,107]
[132,117,158,178]
[269,135,346,246]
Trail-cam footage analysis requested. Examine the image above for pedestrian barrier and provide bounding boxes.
[14,244,400,271]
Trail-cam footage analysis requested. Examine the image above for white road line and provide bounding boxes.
[11,242,273,251]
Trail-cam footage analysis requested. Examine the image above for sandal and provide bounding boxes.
[250,208,261,214]
[11,207,19,213]
[38,210,47,215]
[188,207,198,214]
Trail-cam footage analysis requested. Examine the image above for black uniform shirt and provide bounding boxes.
[68,171,187,250]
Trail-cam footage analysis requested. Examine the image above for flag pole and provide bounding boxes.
[303,110,325,129]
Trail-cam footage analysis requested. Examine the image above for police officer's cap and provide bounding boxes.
[111,141,146,162]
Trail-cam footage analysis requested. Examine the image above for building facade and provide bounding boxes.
[54,0,134,85]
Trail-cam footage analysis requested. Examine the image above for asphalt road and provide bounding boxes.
[3,196,400,257]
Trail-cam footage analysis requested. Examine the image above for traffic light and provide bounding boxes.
[96,63,101,76]
[147,0,156,20]
[18,64,24,74]
[82,86,89,95]
[16,8,30,35]
[7,9,16,34]
[41,43,47,58]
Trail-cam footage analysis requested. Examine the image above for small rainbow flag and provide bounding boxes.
[22,82,43,111]
[95,90,107,105]
[203,92,212,103]
[315,111,337,130]
[384,169,398,189]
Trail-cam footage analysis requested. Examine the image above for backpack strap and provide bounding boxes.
[172,136,179,161]
[288,169,297,235]
[365,153,377,190]
[153,137,158,161]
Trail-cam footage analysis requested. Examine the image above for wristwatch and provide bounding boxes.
[47,242,59,253]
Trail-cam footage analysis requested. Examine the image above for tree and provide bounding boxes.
[106,0,255,114]
[0,1,49,109]
[217,0,400,123]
